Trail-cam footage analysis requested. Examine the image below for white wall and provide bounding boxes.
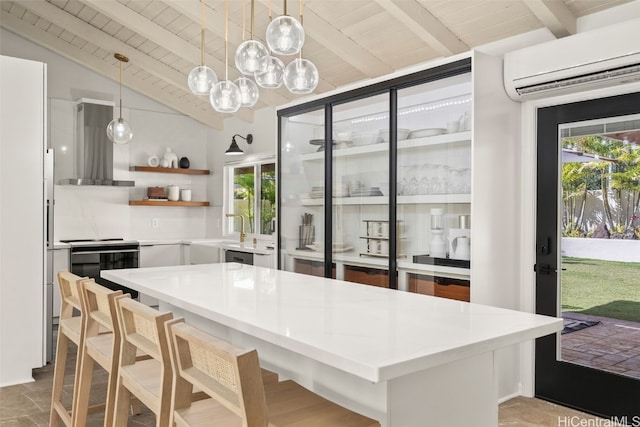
[1,27,277,241]
[205,107,277,238]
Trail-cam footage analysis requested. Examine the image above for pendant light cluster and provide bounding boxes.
[186,0,318,117]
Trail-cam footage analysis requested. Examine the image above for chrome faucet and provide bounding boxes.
[226,213,246,243]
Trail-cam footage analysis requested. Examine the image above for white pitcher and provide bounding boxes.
[450,236,470,260]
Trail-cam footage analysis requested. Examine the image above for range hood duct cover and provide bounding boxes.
[58,102,134,186]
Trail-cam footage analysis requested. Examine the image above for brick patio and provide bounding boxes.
[561,312,640,378]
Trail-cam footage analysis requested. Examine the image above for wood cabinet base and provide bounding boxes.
[129,200,209,207]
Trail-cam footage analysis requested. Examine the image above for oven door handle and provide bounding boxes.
[72,248,140,255]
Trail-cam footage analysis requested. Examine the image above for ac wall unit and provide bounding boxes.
[504,18,640,101]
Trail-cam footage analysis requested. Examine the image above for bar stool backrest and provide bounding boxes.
[81,279,122,336]
[117,297,172,362]
[166,319,269,426]
[57,270,85,320]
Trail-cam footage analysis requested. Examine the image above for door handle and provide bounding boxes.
[534,264,556,274]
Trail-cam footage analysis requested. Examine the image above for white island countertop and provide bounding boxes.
[103,263,561,383]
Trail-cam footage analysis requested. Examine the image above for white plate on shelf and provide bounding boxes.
[306,244,353,253]
[409,128,447,138]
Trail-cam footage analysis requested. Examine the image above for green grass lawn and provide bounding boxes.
[561,257,640,323]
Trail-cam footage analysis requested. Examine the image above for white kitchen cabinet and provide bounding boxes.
[0,56,47,384]
[139,243,182,306]
[252,252,275,269]
[189,242,222,264]
[52,248,70,322]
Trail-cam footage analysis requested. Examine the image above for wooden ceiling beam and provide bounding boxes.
[0,9,224,130]
[81,0,254,123]
[524,0,576,38]
[373,0,468,57]
[19,1,193,102]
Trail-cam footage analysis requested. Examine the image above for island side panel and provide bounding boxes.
[387,351,497,426]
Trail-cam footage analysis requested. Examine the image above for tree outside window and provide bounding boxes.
[226,160,276,236]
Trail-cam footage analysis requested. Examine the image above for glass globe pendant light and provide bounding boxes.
[106,53,133,144]
[210,0,241,113]
[255,0,284,89]
[283,0,318,94]
[265,0,304,56]
[235,76,259,107]
[187,0,218,95]
[284,57,318,94]
[235,0,268,76]
[255,55,284,89]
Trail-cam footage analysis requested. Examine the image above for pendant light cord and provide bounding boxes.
[242,0,246,42]
[283,0,287,16]
[224,0,228,81]
[200,0,206,66]
[250,0,255,40]
[118,59,123,118]
[299,0,304,59]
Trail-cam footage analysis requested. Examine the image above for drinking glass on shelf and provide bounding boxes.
[448,168,463,194]
[433,164,448,194]
[462,168,472,193]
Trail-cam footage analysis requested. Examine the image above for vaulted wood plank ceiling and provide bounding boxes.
[0,0,632,130]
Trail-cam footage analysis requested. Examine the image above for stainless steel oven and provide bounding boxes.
[62,239,140,299]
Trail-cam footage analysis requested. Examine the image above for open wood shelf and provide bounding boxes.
[129,200,210,207]
[130,166,210,175]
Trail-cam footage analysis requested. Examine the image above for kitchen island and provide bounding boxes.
[103,263,562,427]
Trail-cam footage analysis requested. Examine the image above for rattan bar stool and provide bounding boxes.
[49,270,87,427]
[112,295,174,426]
[165,318,380,427]
[73,280,145,426]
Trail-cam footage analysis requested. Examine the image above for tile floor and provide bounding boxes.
[0,342,614,427]
[561,312,640,378]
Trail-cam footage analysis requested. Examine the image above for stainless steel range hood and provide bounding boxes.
[58,101,134,186]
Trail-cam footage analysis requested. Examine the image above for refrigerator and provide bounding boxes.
[0,55,47,385]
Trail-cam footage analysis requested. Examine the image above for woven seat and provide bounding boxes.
[165,319,380,427]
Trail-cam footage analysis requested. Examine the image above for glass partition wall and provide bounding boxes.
[278,58,472,295]
[279,106,327,277]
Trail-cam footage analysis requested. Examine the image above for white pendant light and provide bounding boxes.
[265,0,304,55]
[106,53,133,144]
[187,0,218,95]
[235,0,268,76]
[211,0,241,113]
[284,57,318,94]
[235,76,260,107]
[255,55,285,89]
[283,0,318,94]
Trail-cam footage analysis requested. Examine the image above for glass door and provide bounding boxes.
[278,106,326,277]
[536,91,640,418]
[396,73,473,299]
[332,93,391,287]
